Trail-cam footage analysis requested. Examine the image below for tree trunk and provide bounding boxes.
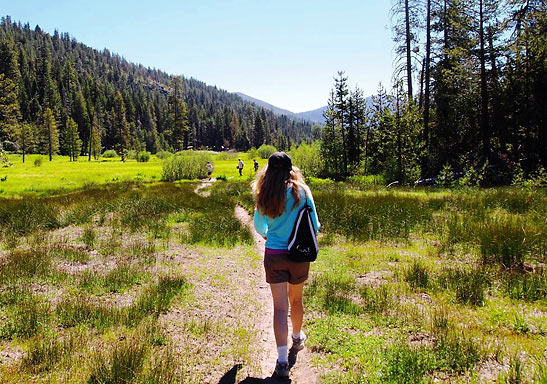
[405,0,413,102]
[479,0,490,161]
[421,0,431,178]
[396,86,403,182]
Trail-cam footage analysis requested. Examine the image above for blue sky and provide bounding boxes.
[4,1,394,112]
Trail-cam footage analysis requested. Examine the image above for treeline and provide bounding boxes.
[0,16,314,161]
[321,0,546,184]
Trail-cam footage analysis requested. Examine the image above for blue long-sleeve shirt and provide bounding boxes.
[253,186,320,250]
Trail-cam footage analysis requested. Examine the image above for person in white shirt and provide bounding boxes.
[237,158,244,176]
[206,161,213,180]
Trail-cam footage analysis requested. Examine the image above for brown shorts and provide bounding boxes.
[264,248,310,284]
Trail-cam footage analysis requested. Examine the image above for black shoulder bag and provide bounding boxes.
[288,204,318,262]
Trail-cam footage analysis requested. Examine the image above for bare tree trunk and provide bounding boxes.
[479,0,490,161]
[421,0,432,177]
[405,0,413,102]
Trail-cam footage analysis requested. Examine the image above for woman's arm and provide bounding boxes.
[306,191,321,232]
[253,209,268,237]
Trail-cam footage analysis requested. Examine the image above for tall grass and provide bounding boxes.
[79,264,145,294]
[57,276,188,330]
[382,342,431,383]
[437,267,490,306]
[1,295,50,339]
[0,247,52,283]
[88,338,148,384]
[314,191,433,241]
[0,199,59,237]
[404,261,430,289]
[503,268,547,302]
[479,216,527,268]
[429,309,482,372]
[22,332,78,373]
[306,272,360,314]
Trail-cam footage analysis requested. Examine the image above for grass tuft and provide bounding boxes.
[404,261,430,289]
[22,332,77,373]
[437,267,490,306]
[87,338,148,384]
[1,295,50,339]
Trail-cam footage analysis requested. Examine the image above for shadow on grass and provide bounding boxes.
[218,349,304,384]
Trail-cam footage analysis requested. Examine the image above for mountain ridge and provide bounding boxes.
[0,16,313,153]
[235,92,328,124]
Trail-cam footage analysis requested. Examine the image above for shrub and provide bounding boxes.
[156,150,173,159]
[437,164,457,187]
[247,147,258,160]
[126,149,137,159]
[33,157,43,167]
[136,151,151,162]
[162,152,212,181]
[257,144,277,159]
[102,149,118,158]
[290,142,322,177]
[216,174,227,181]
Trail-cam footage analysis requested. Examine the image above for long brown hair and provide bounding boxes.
[253,165,307,218]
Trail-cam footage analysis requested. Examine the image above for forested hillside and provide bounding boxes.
[0,16,314,158]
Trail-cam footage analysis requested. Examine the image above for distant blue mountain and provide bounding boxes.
[296,106,328,124]
[235,92,374,125]
[236,92,327,124]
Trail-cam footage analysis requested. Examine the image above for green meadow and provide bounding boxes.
[0,155,546,383]
[0,152,261,197]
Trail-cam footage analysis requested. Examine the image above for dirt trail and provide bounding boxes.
[197,180,318,382]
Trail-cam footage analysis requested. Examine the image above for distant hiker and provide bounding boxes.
[253,152,320,378]
[254,159,259,172]
[237,158,244,176]
[206,161,213,180]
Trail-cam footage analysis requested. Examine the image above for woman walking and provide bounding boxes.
[253,152,320,378]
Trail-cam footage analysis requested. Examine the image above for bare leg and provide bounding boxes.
[269,282,288,347]
[288,282,304,335]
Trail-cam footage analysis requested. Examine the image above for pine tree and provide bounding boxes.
[0,73,20,142]
[16,122,33,163]
[0,37,20,86]
[167,76,189,150]
[391,0,420,103]
[334,71,349,176]
[321,89,344,178]
[41,107,59,161]
[89,115,102,160]
[253,113,265,148]
[63,117,82,161]
[113,91,129,161]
